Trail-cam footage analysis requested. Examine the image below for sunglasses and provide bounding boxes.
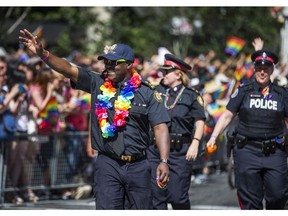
[254,66,272,72]
[161,69,177,75]
[104,59,127,67]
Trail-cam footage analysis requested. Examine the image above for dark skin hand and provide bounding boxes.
[153,123,170,184]
[19,29,79,83]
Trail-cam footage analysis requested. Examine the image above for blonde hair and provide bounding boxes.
[175,70,190,87]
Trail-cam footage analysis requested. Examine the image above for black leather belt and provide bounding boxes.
[247,140,265,148]
[100,152,145,162]
[118,154,145,162]
[247,139,285,150]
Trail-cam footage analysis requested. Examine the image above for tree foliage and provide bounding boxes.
[0,7,283,59]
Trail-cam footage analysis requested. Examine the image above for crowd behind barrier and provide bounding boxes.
[0,131,95,206]
[1,37,288,205]
[0,130,227,206]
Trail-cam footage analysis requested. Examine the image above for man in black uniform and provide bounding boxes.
[207,49,288,209]
[147,54,206,209]
[19,29,170,209]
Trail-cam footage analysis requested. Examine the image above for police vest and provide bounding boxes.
[236,84,285,139]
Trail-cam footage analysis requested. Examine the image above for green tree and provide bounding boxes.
[108,7,282,60]
[0,7,282,59]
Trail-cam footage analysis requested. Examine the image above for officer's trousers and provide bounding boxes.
[94,153,152,209]
[233,144,288,209]
[147,143,193,210]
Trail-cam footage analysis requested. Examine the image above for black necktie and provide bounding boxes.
[112,83,125,156]
[112,132,125,156]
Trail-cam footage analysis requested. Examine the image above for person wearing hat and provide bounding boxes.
[206,49,288,209]
[147,53,206,209]
[19,29,171,209]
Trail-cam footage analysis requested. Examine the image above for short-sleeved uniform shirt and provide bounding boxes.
[71,68,170,155]
[227,81,288,139]
[156,83,206,136]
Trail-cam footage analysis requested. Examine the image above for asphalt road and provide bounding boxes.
[1,172,240,210]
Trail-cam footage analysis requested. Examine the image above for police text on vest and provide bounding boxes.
[249,98,277,110]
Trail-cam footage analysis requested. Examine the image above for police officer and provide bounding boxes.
[19,29,171,209]
[207,49,288,210]
[147,54,206,209]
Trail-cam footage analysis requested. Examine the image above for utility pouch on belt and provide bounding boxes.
[262,140,276,156]
[170,134,182,151]
[235,133,247,148]
[226,131,236,158]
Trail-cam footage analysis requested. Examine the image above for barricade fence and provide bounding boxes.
[0,131,227,206]
[0,131,95,206]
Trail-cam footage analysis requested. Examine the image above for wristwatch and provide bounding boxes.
[160,158,170,165]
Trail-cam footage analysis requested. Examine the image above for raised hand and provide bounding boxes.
[19,29,44,57]
[252,37,264,51]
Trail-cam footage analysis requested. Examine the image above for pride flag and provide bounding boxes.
[37,96,60,134]
[38,96,59,119]
[234,67,246,81]
[207,103,226,121]
[32,25,43,38]
[244,54,253,68]
[212,83,230,100]
[225,36,246,56]
[77,93,91,110]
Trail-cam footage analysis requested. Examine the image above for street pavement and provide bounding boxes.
[1,172,240,210]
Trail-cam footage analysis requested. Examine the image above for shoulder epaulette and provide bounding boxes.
[189,87,200,95]
[273,83,286,95]
[142,80,156,89]
[239,81,254,92]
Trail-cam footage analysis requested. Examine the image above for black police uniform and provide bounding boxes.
[71,67,170,209]
[147,82,206,209]
[227,80,288,209]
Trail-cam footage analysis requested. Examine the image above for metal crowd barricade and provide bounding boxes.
[0,130,228,207]
[0,131,93,207]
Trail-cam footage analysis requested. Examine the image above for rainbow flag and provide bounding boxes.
[244,54,253,68]
[207,103,226,121]
[198,149,208,159]
[76,93,91,110]
[38,96,59,119]
[212,83,230,100]
[32,25,43,38]
[225,36,246,56]
[234,67,246,81]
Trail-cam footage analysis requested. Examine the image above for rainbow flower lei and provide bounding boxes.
[95,69,142,138]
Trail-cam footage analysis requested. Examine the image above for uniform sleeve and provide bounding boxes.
[283,88,288,117]
[147,89,170,127]
[226,87,245,113]
[70,67,97,93]
[190,93,206,120]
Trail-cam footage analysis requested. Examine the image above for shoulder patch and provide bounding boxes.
[231,88,238,98]
[142,80,155,89]
[197,96,204,106]
[154,91,163,103]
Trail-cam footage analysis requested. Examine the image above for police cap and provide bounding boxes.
[98,43,135,62]
[159,54,192,73]
[251,49,278,67]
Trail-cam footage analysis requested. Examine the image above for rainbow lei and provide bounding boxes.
[95,69,142,138]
